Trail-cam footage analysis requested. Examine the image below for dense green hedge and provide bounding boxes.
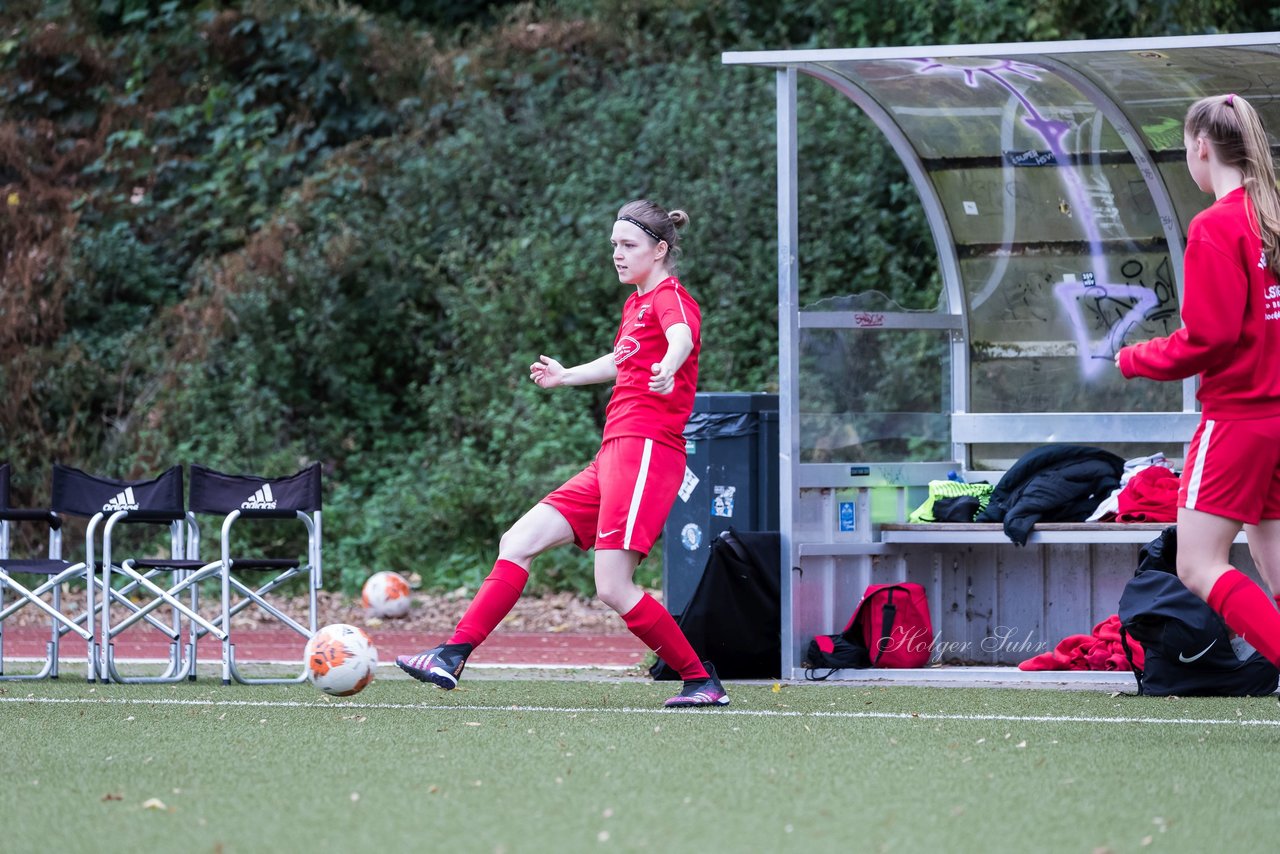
[2,0,1277,594]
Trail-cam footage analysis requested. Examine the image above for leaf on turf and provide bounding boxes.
[101,792,123,802]
[142,798,167,810]
[771,683,780,693]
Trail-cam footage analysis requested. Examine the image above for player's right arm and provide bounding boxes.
[530,352,618,389]
[1118,236,1245,381]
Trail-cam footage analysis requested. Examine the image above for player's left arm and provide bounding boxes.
[649,323,693,394]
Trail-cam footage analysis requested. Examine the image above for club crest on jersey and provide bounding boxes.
[613,336,640,364]
[1260,249,1269,270]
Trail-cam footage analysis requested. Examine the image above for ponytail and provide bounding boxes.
[1186,93,1280,279]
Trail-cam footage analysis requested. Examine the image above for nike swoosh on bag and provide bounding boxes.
[1177,639,1217,663]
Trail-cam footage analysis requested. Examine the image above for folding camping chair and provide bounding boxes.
[0,462,97,680]
[75,463,226,684]
[187,462,323,685]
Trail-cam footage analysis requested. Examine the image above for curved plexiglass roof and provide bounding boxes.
[726,33,1280,465]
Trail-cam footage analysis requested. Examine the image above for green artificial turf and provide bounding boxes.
[2,674,1278,853]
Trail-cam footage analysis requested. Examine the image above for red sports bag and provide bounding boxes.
[804,583,933,677]
[843,583,934,668]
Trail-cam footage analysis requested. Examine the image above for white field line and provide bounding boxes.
[3,695,1279,727]
[3,656,632,672]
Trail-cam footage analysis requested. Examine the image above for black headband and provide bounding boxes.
[617,215,665,244]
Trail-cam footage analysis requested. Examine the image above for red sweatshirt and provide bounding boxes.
[1118,187,1280,419]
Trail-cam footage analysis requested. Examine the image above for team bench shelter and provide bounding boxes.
[723,32,1280,682]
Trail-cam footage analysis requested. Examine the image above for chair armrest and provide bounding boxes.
[0,508,62,530]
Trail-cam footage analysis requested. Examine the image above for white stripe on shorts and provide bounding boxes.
[623,439,654,551]
[1184,419,1215,511]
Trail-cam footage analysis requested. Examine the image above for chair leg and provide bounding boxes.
[220,570,313,685]
[103,565,223,684]
[0,572,91,681]
[49,585,60,679]
[187,572,199,681]
[221,563,232,685]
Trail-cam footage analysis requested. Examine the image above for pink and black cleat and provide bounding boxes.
[664,661,730,708]
[396,642,472,690]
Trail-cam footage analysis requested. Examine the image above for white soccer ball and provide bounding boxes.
[362,570,413,619]
[304,623,378,696]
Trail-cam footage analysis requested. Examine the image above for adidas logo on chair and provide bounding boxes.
[102,487,140,512]
[241,484,277,510]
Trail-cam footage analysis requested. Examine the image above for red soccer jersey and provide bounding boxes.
[1119,187,1280,419]
[601,276,701,451]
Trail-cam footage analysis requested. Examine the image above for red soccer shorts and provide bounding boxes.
[1180,414,1280,524]
[541,436,686,556]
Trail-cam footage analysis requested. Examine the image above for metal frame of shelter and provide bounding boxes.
[723,32,1280,679]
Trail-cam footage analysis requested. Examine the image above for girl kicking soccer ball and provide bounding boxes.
[397,200,728,707]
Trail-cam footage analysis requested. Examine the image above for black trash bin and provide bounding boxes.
[661,392,779,619]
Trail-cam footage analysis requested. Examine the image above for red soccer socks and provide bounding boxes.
[1207,569,1280,666]
[448,559,529,648]
[621,593,708,681]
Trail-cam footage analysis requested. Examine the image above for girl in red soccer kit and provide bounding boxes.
[1117,93,1280,668]
[397,200,729,707]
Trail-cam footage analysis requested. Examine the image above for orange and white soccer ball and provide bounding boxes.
[362,570,413,619]
[304,623,378,696]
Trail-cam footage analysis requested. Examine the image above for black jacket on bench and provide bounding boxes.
[975,444,1124,545]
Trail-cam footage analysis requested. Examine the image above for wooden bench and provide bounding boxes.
[879,522,1248,545]
[882,521,1170,544]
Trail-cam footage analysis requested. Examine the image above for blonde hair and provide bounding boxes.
[616,200,689,272]
[1185,93,1280,278]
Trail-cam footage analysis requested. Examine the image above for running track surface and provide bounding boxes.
[1,627,649,667]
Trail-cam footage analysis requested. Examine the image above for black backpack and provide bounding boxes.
[1118,526,1279,696]
[650,529,780,680]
